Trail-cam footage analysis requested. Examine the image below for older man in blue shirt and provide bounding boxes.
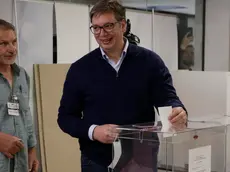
[0,19,39,172]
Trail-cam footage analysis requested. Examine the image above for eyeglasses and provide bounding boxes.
[90,22,119,35]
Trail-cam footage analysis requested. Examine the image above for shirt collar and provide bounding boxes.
[0,63,20,77]
[11,63,20,76]
[100,38,129,60]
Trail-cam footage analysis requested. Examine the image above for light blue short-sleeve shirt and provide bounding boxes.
[0,63,36,172]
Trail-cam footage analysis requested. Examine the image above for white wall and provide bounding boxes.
[205,0,230,71]
[126,9,152,50]
[16,0,53,106]
[0,0,13,22]
[172,71,230,117]
[55,2,90,63]
[153,12,178,71]
[16,0,53,70]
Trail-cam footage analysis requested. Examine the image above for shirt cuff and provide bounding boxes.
[88,124,98,141]
[28,134,37,148]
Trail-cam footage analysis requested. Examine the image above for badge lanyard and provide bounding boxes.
[7,77,20,116]
[7,95,20,116]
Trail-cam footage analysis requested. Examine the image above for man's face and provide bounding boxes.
[91,12,126,52]
[0,28,17,65]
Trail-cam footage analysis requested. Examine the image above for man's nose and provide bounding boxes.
[7,43,17,53]
[100,28,108,36]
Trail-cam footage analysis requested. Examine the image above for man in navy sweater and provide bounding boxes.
[57,0,187,171]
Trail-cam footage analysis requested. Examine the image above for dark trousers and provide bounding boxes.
[9,158,15,172]
[81,153,109,172]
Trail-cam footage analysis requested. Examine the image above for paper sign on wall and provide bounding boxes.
[189,145,211,172]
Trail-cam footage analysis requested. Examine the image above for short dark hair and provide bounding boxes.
[90,0,126,22]
[0,19,15,31]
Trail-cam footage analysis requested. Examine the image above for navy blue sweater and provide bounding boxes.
[57,44,184,166]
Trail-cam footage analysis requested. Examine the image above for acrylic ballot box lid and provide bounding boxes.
[115,115,230,141]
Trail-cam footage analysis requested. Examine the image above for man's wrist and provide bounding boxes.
[88,125,98,141]
[28,147,36,153]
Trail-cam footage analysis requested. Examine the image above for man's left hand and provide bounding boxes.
[168,107,187,125]
[28,147,39,172]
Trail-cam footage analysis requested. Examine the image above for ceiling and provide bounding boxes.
[50,0,196,15]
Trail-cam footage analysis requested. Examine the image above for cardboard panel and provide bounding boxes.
[34,64,81,172]
[34,64,46,172]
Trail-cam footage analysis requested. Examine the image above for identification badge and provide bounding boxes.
[7,95,20,116]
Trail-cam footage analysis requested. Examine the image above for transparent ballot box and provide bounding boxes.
[110,120,228,172]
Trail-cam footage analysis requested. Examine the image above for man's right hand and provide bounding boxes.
[0,132,24,158]
[93,124,119,144]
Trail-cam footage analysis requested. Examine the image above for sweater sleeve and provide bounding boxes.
[57,63,91,139]
[152,53,186,110]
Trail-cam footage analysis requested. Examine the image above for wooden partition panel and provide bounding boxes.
[34,64,81,172]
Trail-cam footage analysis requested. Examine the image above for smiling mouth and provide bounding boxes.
[5,55,15,58]
[101,38,112,44]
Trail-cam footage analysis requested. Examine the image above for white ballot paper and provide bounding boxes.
[108,140,122,169]
[159,106,172,131]
[189,145,211,172]
[158,106,173,137]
